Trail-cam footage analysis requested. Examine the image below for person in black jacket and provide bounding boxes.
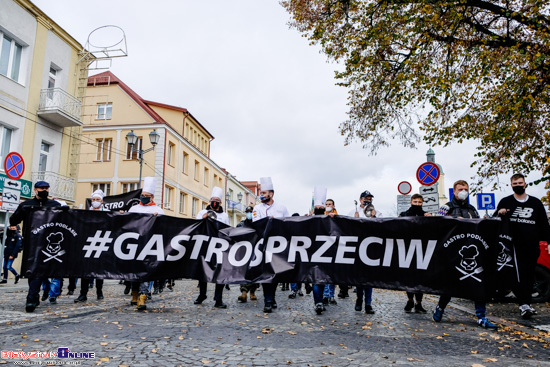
[495,173,550,319]
[9,181,61,312]
[433,180,498,328]
[236,206,259,303]
[1,225,22,284]
[399,194,431,313]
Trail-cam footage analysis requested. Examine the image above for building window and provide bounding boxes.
[164,185,173,210]
[202,201,207,210]
[182,152,189,174]
[179,192,187,214]
[194,161,199,181]
[167,142,175,166]
[92,183,111,196]
[0,126,12,168]
[0,34,23,82]
[203,167,209,186]
[121,182,139,193]
[47,65,57,100]
[126,136,142,160]
[95,138,112,161]
[38,142,51,172]
[192,197,198,217]
[97,103,112,120]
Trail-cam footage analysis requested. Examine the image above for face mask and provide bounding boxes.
[512,185,525,195]
[325,206,333,213]
[457,190,469,201]
[410,205,424,214]
[7,230,15,236]
[260,194,270,203]
[363,199,372,206]
[210,201,220,210]
[313,208,325,215]
[91,201,102,209]
[140,196,151,205]
[246,212,253,220]
[37,190,49,199]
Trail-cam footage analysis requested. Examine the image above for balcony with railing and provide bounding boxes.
[37,88,82,127]
[31,171,75,202]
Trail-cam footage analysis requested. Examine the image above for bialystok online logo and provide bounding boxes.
[1,348,95,363]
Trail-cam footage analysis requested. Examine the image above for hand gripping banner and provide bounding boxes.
[22,208,509,300]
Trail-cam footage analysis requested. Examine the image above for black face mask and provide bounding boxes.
[7,230,15,236]
[37,190,49,199]
[313,208,325,215]
[140,196,151,205]
[409,205,424,215]
[210,201,220,210]
[512,185,526,195]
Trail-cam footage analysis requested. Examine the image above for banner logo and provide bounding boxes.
[496,241,513,271]
[42,232,66,263]
[456,245,483,282]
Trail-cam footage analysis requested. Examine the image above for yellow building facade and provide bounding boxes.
[76,71,230,218]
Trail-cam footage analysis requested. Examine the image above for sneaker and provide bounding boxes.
[49,297,57,304]
[272,301,278,309]
[528,305,537,315]
[365,305,375,314]
[404,300,414,313]
[74,295,87,303]
[297,290,304,297]
[414,303,427,314]
[288,291,297,299]
[315,302,324,315]
[263,304,273,313]
[0,279,6,284]
[477,317,498,329]
[14,275,20,284]
[433,306,444,322]
[167,285,173,292]
[520,304,534,319]
[328,297,337,305]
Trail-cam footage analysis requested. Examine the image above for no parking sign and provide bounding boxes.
[4,152,25,180]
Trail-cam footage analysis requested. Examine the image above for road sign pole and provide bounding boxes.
[0,211,8,274]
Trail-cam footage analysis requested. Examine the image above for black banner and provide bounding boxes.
[22,208,512,300]
[84,189,142,211]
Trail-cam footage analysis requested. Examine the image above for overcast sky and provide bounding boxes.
[33,0,548,216]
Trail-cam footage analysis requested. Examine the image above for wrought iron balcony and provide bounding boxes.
[31,171,75,202]
[37,88,82,127]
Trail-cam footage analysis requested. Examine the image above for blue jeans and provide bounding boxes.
[312,284,324,304]
[290,283,301,292]
[357,286,373,305]
[2,257,18,278]
[323,284,335,298]
[49,278,62,298]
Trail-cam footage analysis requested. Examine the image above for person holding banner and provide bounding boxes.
[194,187,229,309]
[9,181,62,312]
[433,180,498,328]
[128,177,164,311]
[399,194,431,313]
[495,173,550,319]
[237,206,259,303]
[252,177,290,313]
[74,190,108,304]
[312,187,329,314]
[1,225,22,284]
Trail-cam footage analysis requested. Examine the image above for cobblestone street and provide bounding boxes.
[1,280,549,366]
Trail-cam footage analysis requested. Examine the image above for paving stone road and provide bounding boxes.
[1,280,549,366]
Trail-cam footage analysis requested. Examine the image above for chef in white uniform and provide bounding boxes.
[252,177,289,313]
[193,186,229,308]
[128,177,164,311]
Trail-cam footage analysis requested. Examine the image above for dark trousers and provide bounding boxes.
[514,247,540,305]
[79,279,104,296]
[438,295,487,318]
[262,283,277,305]
[27,278,44,303]
[198,282,224,301]
[406,292,423,302]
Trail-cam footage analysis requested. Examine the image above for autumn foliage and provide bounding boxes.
[282,0,550,187]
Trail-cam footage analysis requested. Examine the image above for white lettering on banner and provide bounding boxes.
[103,201,124,210]
[288,236,312,262]
[82,231,440,269]
[311,236,336,263]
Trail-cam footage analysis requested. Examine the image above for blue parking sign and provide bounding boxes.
[477,193,495,210]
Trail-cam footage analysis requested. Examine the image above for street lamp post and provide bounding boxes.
[126,129,160,189]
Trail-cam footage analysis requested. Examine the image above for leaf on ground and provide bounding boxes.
[100,342,108,346]
[261,328,272,334]
[99,357,109,362]
[483,358,498,362]
[471,350,478,354]
[201,361,210,364]
[287,331,297,335]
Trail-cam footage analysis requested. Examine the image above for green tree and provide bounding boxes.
[282,0,550,187]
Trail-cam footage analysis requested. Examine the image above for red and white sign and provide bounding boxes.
[397,181,412,195]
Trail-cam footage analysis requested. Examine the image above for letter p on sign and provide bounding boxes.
[477,193,495,210]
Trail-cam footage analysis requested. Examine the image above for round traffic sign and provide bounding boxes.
[416,162,440,186]
[397,181,412,195]
[4,152,25,180]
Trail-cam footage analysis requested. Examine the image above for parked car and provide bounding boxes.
[533,241,550,303]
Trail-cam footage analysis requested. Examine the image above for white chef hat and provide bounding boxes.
[211,186,223,200]
[260,177,274,191]
[91,189,105,200]
[142,177,156,195]
[313,186,327,207]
